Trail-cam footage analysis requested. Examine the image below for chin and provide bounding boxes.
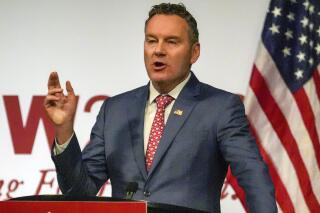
[149,75,168,86]
[148,71,168,82]
[150,78,167,86]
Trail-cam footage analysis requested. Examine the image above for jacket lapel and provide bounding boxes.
[147,73,201,178]
[128,85,149,180]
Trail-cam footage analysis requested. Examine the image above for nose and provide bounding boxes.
[154,41,166,57]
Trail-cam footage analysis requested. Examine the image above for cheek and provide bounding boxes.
[144,49,151,63]
[172,52,191,67]
[144,44,152,56]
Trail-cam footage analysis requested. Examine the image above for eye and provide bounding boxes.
[146,38,157,44]
[167,39,177,44]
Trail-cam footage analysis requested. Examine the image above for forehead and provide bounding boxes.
[145,14,189,37]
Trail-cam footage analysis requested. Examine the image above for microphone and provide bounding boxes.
[125,182,138,200]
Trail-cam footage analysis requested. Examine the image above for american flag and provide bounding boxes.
[238,0,320,212]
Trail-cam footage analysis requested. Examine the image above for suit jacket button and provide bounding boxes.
[144,191,151,197]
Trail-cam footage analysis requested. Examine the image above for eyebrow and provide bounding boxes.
[145,34,181,40]
[165,36,180,40]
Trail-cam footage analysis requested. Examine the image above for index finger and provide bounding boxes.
[48,71,62,90]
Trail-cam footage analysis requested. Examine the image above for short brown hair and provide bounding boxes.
[145,3,199,44]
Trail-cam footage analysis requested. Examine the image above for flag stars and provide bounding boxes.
[310,40,314,48]
[298,34,308,45]
[272,7,282,18]
[269,23,280,35]
[316,27,320,37]
[315,44,320,55]
[285,29,293,40]
[294,69,304,80]
[308,58,314,66]
[308,5,315,14]
[287,12,295,21]
[309,23,314,31]
[282,47,291,57]
[301,17,309,28]
[303,0,310,10]
[296,51,306,62]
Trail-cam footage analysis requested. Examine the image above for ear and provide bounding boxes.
[190,42,200,65]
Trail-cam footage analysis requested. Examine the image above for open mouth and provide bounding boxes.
[153,61,167,70]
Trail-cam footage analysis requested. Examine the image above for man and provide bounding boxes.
[44,3,277,213]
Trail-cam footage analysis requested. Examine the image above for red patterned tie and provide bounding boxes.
[146,95,174,171]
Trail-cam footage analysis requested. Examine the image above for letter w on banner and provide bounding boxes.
[227,0,320,212]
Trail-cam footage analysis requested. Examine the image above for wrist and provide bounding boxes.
[55,123,74,145]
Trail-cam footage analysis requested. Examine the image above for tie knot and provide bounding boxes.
[156,95,174,109]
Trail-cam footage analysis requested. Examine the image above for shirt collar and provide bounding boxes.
[148,72,191,104]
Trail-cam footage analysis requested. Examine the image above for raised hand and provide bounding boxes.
[44,72,77,144]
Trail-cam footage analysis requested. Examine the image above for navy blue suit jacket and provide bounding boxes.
[52,73,277,212]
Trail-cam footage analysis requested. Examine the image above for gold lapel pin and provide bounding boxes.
[174,109,183,116]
